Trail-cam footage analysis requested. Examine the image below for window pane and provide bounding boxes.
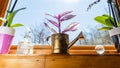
[10,0,113,45]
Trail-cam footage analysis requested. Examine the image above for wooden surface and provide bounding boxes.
[117,0,120,11]
[0,0,9,25]
[0,54,120,68]
[0,0,9,17]
[118,0,120,6]
[9,45,116,54]
[0,45,118,68]
[0,54,45,68]
[9,45,117,56]
[45,54,120,68]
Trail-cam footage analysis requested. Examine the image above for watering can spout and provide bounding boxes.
[68,32,84,49]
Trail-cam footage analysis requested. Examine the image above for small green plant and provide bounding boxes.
[87,0,120,30]
[0,8,26,28]
[94,14,120,30]
[0,0,26,28]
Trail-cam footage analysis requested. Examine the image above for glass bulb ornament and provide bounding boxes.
[95,45,105,55]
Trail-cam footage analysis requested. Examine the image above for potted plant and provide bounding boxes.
[0,0,25,54]
[44,11,83,54]
[88,0,120,53]
[94,14,120,53]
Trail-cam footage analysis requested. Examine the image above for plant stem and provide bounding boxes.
[87,0,101,11]
[58,20,61,33]
[114,0,120,24]
[5,0,12,19]
[108,3,116,26]
[108,0,118,27]
[11,0,18,12]
[3,0,18,26]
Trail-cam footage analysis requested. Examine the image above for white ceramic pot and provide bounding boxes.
[109,27,120,53]
[109,27,120,37]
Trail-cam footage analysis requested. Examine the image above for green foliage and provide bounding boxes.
[7,8,26,27]
[0,8,26,28]
[98,27,113,30]
[94,14,120,30]
[10,23,24,28]
[94,14,114,27]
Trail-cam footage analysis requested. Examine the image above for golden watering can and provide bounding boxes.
[47,32,84,54]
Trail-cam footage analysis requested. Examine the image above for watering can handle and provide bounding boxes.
[46,36,51,46]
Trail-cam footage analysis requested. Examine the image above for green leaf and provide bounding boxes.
[98,27,113,30]
[102,14,110,17]
[117,23,120,27]
[102,14,114,22]
[94,15,114,27]
[10,23,24,28]
[7,7,26,27]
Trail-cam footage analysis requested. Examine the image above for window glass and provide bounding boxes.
[10,0,113,45]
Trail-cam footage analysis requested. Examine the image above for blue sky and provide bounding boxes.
[10,0,108,44]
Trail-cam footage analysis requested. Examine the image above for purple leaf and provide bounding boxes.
[45,13,58,19]
[59,11,73,18]
[60,15,76,21]
[46,19,59,28]
[46,11,73,19]
[44,23,49,28]
[44,23,57,33]
[62,22,80,33]
[50,28,57,34]
[55,14,61,19]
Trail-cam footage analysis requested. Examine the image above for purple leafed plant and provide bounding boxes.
[44,11,80,34]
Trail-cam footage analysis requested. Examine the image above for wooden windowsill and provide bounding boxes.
[1,51,120,68]
[9,45,117,55]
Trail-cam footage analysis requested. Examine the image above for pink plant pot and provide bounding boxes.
[0,26,15,54]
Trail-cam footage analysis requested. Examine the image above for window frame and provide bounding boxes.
[0,0,10,17]
[0,0,120,54]
[1,0,120,46]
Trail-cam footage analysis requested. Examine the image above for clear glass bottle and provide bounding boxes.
[17,33,34,54]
